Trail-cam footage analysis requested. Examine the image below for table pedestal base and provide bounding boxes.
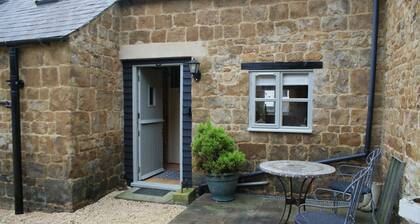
[277,177,314,224]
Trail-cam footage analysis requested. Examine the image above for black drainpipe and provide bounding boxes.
[316,0,380,164]
[364,0,380,153]
[8,47,24,214]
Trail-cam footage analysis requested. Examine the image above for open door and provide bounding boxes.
[128,62,189,191]
[138,68,164,180]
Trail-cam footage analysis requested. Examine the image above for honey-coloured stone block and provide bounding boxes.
[238,143,267,160]
[167,28,186,42]
[155,15,172,29]
[137,16,154,29]
[128,30,151,44]
[199,26,214,41]
[269,4,288,21]
[243,6,268,22]
[289,2,308,19]
[220,8,242,25]
[174,13,196,27]
[197,10,219,25]
[308,0,328,16]
[50,87,77,111]
[41,67,59,87]
[339,133,361,147]
[240,23,257,38]
[151,30,167,42]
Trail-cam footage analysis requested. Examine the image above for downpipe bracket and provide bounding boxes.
[6,79,25,89]
[0,100,11,108]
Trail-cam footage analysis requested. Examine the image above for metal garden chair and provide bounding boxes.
[329,148,382,202]
[374,156,405,224]
[294,167,370,224]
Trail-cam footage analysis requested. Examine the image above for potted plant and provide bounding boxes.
[192,121,246,202]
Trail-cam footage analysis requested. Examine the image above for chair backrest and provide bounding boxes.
[366,148,382,166]
[375,156,405,224]
[365,148,383,187]
[344,168,370,224]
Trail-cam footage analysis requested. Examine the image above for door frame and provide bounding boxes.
[131,63,183,191]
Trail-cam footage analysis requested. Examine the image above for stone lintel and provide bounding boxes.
[119,42,208,60]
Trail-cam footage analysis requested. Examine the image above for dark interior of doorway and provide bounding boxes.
[144,66,181,185]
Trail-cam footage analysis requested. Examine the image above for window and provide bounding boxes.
[148,85,155,107]
[248,71,313,133]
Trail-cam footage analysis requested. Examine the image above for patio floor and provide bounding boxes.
[170,193,373,224]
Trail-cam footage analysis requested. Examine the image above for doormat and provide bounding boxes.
[133,188,171,197]
[154,170,180,180]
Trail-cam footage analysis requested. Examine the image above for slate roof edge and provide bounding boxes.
[0,0,120,47]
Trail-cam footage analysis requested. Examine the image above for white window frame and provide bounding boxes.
[248,70,314,133]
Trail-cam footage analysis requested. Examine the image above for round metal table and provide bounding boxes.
[260,160,336,224]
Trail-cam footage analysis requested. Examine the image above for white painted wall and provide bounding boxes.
[399,196,420,223]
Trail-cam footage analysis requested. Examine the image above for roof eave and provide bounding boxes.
[0,35,69,47]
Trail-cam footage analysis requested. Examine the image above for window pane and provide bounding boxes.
[256,75,276,99]
[255,101,276,124]
[256,75,276,85]
[283,73,308,85]
[282,102,308,127]
[283,86,308,98]
[256,86,276,99]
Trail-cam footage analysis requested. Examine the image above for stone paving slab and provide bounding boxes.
[169,193,373,224]
[169,194,283,224]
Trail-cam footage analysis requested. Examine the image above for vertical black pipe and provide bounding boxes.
[9,47,24,214]
[364,0,380,153]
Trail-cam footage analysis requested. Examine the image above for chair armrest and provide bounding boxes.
[337,165,366,176]
[314,188,351,201]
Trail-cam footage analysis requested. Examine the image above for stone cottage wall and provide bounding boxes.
[0,43,77,211]
[65,4,124,210]
[0,47,10,208]
[120,0,376,192]
[0,47,10,209]
[378,0,419,197]
[0,4,123,211]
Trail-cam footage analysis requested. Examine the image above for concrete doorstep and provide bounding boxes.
[115,188,175,204]
[115,187,198,205]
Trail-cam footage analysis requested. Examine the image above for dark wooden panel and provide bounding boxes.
[123,61,134,183]
[182,63,193,187]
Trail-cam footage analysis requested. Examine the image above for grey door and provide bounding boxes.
[138,68,164,180]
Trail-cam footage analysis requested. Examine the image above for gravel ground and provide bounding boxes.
[0,191,186,224]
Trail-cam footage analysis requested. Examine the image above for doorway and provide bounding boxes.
[132,64,182,191]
